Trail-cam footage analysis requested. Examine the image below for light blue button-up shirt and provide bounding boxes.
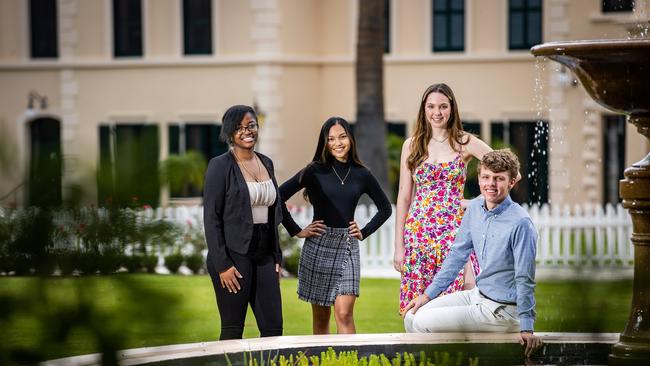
[423,195,537,331]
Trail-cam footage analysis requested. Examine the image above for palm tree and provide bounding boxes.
[159,150,207,198]
[355,0,389,196]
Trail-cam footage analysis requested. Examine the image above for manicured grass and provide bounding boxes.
[0,275,632,362]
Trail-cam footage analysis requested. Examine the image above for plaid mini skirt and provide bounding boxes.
[297,227,360,306]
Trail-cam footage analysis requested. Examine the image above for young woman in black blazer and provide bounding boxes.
[203,105,284,340]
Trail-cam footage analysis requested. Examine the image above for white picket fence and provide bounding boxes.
[152,203,634,280]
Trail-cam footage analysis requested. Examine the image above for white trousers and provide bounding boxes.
[404,287,520,333]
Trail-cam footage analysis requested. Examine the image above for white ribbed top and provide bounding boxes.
[246,179,276,224]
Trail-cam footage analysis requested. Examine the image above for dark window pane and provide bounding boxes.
[183,0,212,55]
[29,0,58,58]
[210,125,228,157]
[450,14,464,49]
[434,14,448,49]
[462,121,481,199]
[113,0,143,57]
[509,12,524,48]
[529,0,541,8]
[510,0,524,8]
[387,122,407,202]
[186,125,209,158]
[509,0,543,50]
[433,0,464,52]
[491,122,505,146]
[450,0,464,11]
[602,115,626,204]
[184,124,226,160]
[462,122,481,136]
[527,11,542,45]
[602,0,634,12]
[387,122,406,137]
[507,121,548,205]
[169,125,180,154]
[184,125,209,196]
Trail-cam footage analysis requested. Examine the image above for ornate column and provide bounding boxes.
[249,0,284,169]
[58,0,81,198]
[610,114,650,364]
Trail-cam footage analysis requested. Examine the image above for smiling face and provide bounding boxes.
[478,166,516,210]
[424,92,452,130]
[231,112,258,150]
[327,123,350,162]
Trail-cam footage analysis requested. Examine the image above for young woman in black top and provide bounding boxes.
[203,105,284,340]
[280,117,392,334]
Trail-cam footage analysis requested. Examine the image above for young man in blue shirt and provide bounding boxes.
[403,149,542,357]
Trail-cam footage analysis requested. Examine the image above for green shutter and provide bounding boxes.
[169,124,180,154]
[98,125,114,206]
[139,125,160,207]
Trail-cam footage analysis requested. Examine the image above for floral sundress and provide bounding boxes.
[399,154,480,312]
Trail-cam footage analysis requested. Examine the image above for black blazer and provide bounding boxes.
[203,151,283,274]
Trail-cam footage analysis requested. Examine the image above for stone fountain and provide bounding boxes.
[531,39,650,365]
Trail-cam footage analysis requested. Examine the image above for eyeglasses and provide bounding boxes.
[236,123,259,135]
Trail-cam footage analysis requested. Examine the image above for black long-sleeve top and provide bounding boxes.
[280,159,392,240]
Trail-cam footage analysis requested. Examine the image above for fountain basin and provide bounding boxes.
[41,333,619,366]
[531,39,650,117]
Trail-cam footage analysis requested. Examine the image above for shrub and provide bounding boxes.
[0,205,184,277]
[56,249,77,275]
[77,251,100,275]
[7,254,32,276]
[123,255,142,273]
[34,253,57,276]
[0,254,8,273]
[97,248,122,274]
[165,253,184,274]
[283,247,300,277]
[279,227,299,276]
[184,253,204,274]
[141,255,159,273]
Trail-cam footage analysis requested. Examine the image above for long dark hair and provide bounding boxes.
[300,117,364,201]
[407,83,468,172]
[310,117,364,167]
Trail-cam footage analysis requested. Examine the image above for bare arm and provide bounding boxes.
[393,138,415,272]
[463,134,492,162]
[464,134,521,182]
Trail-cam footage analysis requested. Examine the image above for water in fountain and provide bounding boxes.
[628,1,650,39]
[531,57,551,206]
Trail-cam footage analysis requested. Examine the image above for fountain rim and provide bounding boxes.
[530,39,650,57]
[40,332,621,366]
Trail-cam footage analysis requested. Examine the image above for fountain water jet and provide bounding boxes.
[531,39,650,365]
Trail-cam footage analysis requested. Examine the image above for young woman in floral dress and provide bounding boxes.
[394,83,493,314]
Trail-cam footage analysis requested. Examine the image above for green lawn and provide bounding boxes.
[0,275,633,362]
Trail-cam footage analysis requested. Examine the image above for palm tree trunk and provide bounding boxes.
[356,0,390,197]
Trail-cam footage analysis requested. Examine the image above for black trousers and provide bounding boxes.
[208,224,283,340]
